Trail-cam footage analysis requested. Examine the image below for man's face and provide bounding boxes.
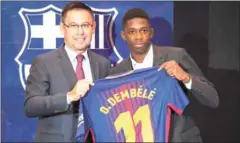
[60,9,96,53]
[121,18,153,55]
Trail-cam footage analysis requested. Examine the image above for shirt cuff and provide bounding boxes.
[66,93,72,105]
[184,78,192,89]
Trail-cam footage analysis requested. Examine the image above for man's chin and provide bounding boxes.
[135,50,146,55]
[74,46,88,52]
[133,47,146,54]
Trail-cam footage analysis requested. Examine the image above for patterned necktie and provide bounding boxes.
[76,54,85,80]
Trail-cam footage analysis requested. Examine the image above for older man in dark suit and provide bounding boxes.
[110,8,219,142]
[24,2,111,142]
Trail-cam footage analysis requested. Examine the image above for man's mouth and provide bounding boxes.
[75,37,86,42]
[135,43,144,47]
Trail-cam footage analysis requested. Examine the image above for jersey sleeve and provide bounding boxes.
[168,79,189,115]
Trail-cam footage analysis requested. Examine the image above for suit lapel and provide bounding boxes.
[88,50,98,80]
[57,46,77,89]
[123,58,134,71]
[152,44,165,66]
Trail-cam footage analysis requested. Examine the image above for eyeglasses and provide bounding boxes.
[63,22,93,31]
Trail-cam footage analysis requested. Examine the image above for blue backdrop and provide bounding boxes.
[1,1,173,142]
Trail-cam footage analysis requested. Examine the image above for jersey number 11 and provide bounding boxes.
[114,104,154,142]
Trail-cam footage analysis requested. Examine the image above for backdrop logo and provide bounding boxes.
[15,4,122,90]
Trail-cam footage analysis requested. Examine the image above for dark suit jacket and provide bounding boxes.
[24,45,111,142]
[110,44,219,142]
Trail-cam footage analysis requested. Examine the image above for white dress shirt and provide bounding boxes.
[130,44,192,89]
[65,45,93,81]
[65,45,93,104]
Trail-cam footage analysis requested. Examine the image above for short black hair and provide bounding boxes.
[61,1,94,22]
[122,8,150,28]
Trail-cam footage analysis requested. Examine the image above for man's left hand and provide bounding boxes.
[158,60,190,83]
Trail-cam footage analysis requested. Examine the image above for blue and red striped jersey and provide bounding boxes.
[76,67,189,142]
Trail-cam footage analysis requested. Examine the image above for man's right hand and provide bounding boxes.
[67,79,94,103]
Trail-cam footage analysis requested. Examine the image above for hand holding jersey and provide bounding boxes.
[158,60,191,84]
[67,79,94,103]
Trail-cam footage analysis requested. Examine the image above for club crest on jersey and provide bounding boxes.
[15,4,122,90]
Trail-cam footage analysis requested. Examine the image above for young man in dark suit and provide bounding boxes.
[110,8,219,142]
[24,2,111,142]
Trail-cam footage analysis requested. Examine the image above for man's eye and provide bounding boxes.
[128,31,135,34]
[142,29,149,33]
[70,24,79,28]
[82,24,89,28]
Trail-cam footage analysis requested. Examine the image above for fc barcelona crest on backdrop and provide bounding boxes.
[15,4,122,90]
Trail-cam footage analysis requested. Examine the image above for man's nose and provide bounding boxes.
[76,26,84,34]
[135,31,143,39]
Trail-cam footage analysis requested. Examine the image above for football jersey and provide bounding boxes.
[76,67,189,142]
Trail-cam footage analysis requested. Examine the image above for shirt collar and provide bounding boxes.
[130,44,153,65]
[64,45,89,62]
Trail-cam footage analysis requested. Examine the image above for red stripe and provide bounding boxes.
[84,129,90,142]
[131,81,141,142]
[168,103,183,115]
[100,92,115,141]
[165,107,171,142]
[115,87,124,115]
[131,82,138,112]
[115,87,128,142]
[166,104,184,142]
[142,79,155,141]
[147,104,155,142]
[119,84,128,141]
[119,84,128,114]
[126,83,137,142]
[138,124,143,142]
[110,89,125,142]
[90,128,96,142]
[105,90,121,142]
[136,81,142,108]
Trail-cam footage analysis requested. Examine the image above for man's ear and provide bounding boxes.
[92,21,96,34]
[121,31,126,41]
[60,22,64,35]
[150,28,154,38]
